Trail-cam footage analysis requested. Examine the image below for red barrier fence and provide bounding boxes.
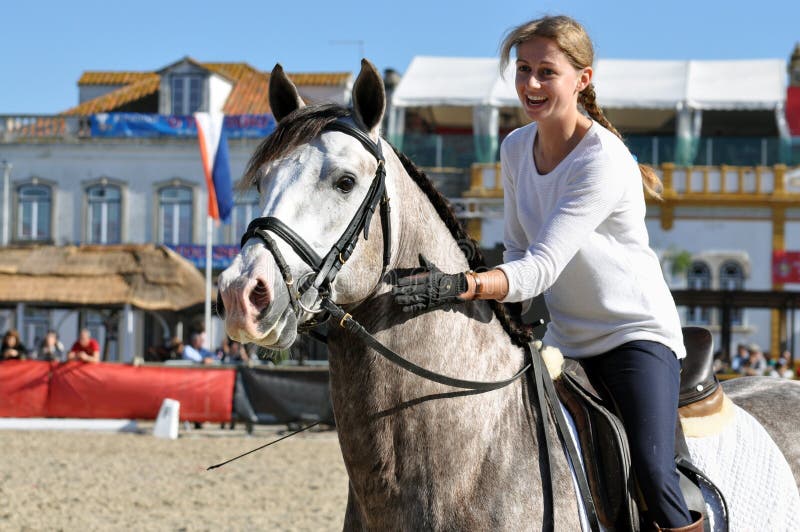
[0,360,235,422]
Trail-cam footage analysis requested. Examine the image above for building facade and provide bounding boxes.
[0,57,353,360]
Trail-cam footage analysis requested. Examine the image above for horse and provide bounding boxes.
[217,60,800,530]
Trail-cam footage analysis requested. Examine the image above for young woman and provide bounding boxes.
[393,15,700,531]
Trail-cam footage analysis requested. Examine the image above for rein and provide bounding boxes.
[239,115,600,531]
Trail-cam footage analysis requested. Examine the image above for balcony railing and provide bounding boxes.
[466,162,800,199]
[1,115,90,141]
[3,114,798,168]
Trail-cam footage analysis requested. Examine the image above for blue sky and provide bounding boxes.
[2,0,798,114]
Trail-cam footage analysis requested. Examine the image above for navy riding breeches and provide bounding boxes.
[580,340,693,529]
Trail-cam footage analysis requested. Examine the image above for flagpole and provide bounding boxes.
[205,215,213,351]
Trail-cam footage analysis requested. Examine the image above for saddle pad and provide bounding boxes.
[685,404,800,531]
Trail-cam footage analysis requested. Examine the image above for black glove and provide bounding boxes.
[392,254,468,313]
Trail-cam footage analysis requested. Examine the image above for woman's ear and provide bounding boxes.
[577,66,593,92]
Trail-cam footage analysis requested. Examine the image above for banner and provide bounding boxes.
[46,362,235,422]
[90,113,275,138]
[0,361,235,421]
[237,366,333,424]
[167,244,239,269]
[773,250,800,284]
[0,360,51,417]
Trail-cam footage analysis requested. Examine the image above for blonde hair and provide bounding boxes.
[500,15,663,200]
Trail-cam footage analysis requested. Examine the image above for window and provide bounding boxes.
[686,261,711,325]
[86,184,121,244]
[230,191,260,244]
[158,185,193,245]
[17,184,51,241]
[171,76,203,115]
[720,261,745,325]
[24,307,50,351]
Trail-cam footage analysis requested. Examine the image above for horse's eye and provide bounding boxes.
[335,175,356,194]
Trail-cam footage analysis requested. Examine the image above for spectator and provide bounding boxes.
[167,337,185,360]
[1,329,28,360]
[38,330,65,362]
[731,343,749,373]
[742,344,767,376]
[67,328,101,363]
[770,358,795,379]
[219,337,249,364]
[182,331,216,365]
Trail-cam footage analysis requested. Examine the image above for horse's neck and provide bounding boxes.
[327,155,532,489]
[346,153,526,387]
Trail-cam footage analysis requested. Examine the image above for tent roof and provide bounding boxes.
[0,244,205,311]
[391,56,517,107]
[392,56,787,111]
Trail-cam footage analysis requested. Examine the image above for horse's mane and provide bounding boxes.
[243,103,533,347]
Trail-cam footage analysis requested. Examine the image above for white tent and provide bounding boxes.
[389,56,789,163]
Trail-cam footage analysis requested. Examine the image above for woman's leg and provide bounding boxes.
[581,340,693,528]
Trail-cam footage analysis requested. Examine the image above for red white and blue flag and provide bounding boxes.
[194,112,233,223]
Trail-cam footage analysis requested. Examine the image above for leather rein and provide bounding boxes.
[239,116,600,531]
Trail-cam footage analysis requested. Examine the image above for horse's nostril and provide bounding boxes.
[249,279,271,310]
[214,291,226,319]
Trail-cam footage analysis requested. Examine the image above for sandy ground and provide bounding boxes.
[0,422,349,531]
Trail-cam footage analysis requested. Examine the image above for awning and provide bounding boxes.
[392,56,787,111]
[0,244,205,311]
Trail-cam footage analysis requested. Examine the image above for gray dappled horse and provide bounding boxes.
[217,60,800,530]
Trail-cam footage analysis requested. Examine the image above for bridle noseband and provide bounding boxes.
[239,117,392,328]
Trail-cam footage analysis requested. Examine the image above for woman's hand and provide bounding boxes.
[391,255,468,313]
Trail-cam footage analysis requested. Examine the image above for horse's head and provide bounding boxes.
[217,60,396,349]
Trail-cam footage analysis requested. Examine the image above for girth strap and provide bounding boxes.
[531,343,601,532]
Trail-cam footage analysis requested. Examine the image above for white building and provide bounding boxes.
[0,57,353,360]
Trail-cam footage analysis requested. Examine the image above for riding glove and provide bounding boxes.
[392,254,467,313]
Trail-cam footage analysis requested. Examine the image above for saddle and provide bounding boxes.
[555,327,727,531]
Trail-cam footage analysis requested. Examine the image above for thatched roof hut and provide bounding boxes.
[0,244,205,311]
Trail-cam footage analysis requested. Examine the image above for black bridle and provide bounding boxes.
[240,118,392,327]
[237,115,600,531]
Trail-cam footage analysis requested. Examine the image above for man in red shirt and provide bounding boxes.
[67,328,101,363]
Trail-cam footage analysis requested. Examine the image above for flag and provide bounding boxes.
[194,112,233,223]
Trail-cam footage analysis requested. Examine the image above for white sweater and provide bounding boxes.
[497,121,686,359]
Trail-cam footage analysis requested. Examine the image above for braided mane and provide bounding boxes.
[243,103,534,347]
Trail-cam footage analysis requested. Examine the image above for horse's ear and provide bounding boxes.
[269,63,305,122]
[352,59,386,136]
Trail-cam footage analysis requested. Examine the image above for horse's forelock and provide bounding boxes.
[241,104,351,191]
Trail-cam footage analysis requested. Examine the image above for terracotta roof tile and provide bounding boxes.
[64,62,352,117]
[78,72,157,86]
[286,72,352,86]
[202,62,258,82]
[62,75,160,116]
[223,70,271,114]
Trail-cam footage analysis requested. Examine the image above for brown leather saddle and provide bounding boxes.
[555,327,726,531]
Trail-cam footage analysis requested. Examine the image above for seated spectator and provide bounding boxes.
[1,329,28,360]
[38,330,65,362]
[742,344,767,376]
[770,358,795,379]
[168,337,185,360]
[182,331,216,365]
[219,337,249,364]
[731,343,749,373]
[67,328,101,363]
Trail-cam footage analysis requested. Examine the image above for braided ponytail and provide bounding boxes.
[501,15,663,200]
[580,85,663,200]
